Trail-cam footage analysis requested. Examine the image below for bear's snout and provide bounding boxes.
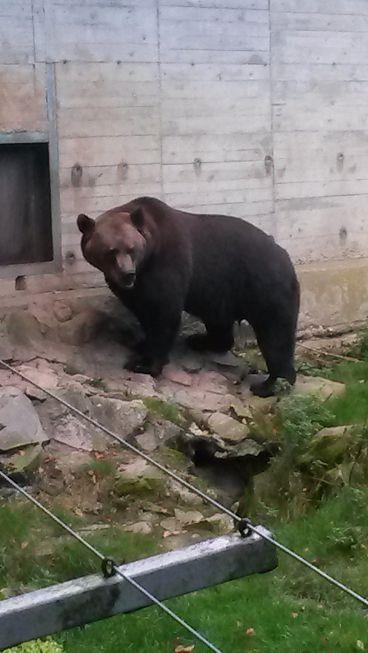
[104,268,136,290]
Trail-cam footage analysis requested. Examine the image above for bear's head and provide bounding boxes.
[77,207,148,290]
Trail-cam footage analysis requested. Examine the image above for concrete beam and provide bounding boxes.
[0,529,277,650]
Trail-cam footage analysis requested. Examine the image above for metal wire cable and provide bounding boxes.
[1,358,368,609]
[0,468,223,653]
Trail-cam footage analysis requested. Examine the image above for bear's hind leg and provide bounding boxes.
[186,322,234,353]
[250,322,296,397]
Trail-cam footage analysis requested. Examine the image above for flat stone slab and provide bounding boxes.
[293,375,345,399]
[207,412,249,443]
[298,425,356,467]
[0,387,48,452]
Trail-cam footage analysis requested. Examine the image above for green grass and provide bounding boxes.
[347,328,368,361]
[55,488,368,653]
[312,358,368,425]
[278,394,333,451]
[84,458,115,479]
[295,345,368,428]
[0,502,158,591]
[2,490,368,652]
[328,383,368,426]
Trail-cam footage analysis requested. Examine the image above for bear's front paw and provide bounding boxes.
[124,354,164,377]
[124,352,143,372]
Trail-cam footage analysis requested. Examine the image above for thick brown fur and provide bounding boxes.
[77,197,300,396]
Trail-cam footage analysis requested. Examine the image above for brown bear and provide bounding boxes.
[77,196,300,397]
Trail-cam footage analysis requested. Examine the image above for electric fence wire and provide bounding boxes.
[1,358,368,610]
[0,468,223,653]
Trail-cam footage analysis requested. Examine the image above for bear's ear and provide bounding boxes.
[130,207,144,231]
[77,213,95,235]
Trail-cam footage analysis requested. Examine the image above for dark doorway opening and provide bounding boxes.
[0,142,53,267]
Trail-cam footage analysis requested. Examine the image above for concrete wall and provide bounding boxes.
[1,0,368,329]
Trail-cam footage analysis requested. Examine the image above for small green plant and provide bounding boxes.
[345,326,368,361]
[278,394,333,454]
[326,525,361,553]
[143,397,186,427]
[296,360,324,377]
[87,458,115,478]
[5,638,64,652]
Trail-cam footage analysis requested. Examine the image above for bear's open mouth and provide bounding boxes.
[123,273,136,289]
[124,279,135,289]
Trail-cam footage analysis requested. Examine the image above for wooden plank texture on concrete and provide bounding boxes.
[43,0,157,63]
[0,64,47,132]
[159,3,269,64]
[0,1,34,64]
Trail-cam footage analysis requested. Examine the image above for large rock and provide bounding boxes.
[39,411,107,452]
[58,309,103,345]
[245,394,278,415]
[91,396,148,438]
[5,311,46,346]
[0,387,48,451]
[168,479,205,506]
[17,361,60,400]
[37,390,147,452]
[207,412,249,443]
[36,389,101,451]
[123,521,153,535]
[134,419,183,453]
[213,438,265,459]
[106,373,158,398]
[135,427,159,453]
[158,369,232,413]
[2,444,43,474]
[298,425,356,467]
[114,458,166,498]
[200,513,233,535]
[293,375,345,400]
[0,360,60,401]
[53,301,73,323]
[161,386,232,413]
[174,508,204,526]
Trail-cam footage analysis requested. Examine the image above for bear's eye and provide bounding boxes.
[126,246,134,256]
[108,247,118,257]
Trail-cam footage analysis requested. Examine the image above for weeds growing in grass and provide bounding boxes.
[278,395,333,454]
[346,327,368,361]
[86,458,115,479]
[4,639,64,653]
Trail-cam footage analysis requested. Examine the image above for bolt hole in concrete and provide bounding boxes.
[65,251,76,266]
[15,276,26,291]
[339,226,347,244]
[71,163,83,187]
